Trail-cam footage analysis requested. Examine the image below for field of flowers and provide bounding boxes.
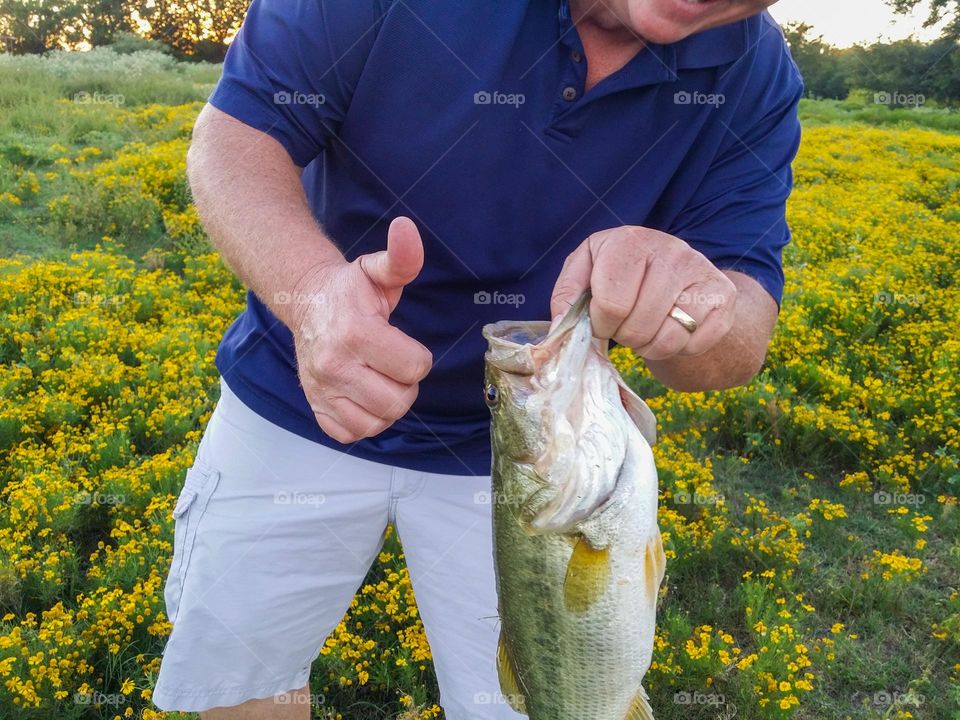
[0,51,958,720]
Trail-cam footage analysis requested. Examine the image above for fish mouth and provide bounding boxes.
[482,292,592,375]
[482,321,552,375]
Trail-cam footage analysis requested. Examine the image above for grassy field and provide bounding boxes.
[0,50,957,720]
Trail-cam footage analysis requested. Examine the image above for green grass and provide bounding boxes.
[712,458,959,720]
[0,49,216,260]
[799,97,960,133]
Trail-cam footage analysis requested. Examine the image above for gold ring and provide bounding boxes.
[669,306,698,334]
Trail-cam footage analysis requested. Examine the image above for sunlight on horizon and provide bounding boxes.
[770,0,947,47]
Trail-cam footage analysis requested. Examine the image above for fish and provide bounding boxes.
[482,291,666,720]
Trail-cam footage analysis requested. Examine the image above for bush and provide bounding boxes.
[106,32,174,57]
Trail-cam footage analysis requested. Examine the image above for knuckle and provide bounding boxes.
[412,350,433,380]
[384,383,419,418]
[593,294,633,321]
[309,348,338,375]
[339,323,359,345]
[362,417,391,437]
[316,416,354,443]
[617,322,655,350]
[645,339,682,361]
[724,282,739,307]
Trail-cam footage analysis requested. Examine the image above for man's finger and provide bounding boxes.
[634,312,692,360]
[676,283,737,356]
[360,216,424,310]
[356,322,433,385]
[616,256,679,349]
[338,365,420,421]
[588,240,651,340]
[550,242,592,320]
[318,396,393,442]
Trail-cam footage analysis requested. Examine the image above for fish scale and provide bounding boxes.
[483,292,665,720]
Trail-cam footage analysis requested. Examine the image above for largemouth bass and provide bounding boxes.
[482,292,665,720]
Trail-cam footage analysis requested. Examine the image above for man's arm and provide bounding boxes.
[644,270,777,391]
[187,103,340,330]
[188,104,432,442]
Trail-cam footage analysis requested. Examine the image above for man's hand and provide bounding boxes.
[551,226,737,359]
[551,226,777,391]
[291,217,433,443]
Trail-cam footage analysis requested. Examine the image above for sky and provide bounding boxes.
[769,0,947,46]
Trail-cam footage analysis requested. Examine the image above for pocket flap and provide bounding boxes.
[172,488,198,519]
[172,461,214,519]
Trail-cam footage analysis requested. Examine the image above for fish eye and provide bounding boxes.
[484,383,499,408]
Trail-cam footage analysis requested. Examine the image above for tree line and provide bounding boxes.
[785,22,960,105]
[0,0,247,59]
[1,0,958,103]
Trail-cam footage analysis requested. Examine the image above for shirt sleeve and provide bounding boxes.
[208,0,390,168]
[669,22,804,308]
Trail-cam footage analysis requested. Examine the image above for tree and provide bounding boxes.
[78,0,142,46]
[140,0,246,60]
[889,0,960,39]
[783,22,850,99]
[846,37,960,103]
[0,0,83,53]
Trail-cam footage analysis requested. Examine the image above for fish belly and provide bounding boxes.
[493,463,657,720]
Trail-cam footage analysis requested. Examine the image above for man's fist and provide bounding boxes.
[551,226,737,360]
[289,217,433,443]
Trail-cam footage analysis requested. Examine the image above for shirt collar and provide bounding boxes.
[558,0,749,74]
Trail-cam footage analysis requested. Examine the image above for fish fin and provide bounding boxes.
[520,484,558,535]
[625,685,655,720]
[644,528,667,602]
[563,535,611,614]
[496,632,527,714]
[616,378,657,447]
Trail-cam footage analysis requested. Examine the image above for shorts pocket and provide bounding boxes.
[165,459,221,625]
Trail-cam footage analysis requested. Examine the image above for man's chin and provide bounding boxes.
[625,0,771,44]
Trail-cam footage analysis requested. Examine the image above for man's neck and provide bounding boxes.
[568,0,646,92]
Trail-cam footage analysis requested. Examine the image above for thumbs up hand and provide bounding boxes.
[290,217,433,443]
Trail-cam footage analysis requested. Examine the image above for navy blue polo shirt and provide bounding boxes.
[208,0,803,475]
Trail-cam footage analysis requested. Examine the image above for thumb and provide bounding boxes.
[550,242,592,320]
[361,216,424,308]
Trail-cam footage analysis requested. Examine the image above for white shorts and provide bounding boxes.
[152,378,523,719]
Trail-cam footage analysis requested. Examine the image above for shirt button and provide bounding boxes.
[562,86,577,101]
[571,49,582,63]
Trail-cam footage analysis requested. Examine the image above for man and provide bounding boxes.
[152,0,802,717]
